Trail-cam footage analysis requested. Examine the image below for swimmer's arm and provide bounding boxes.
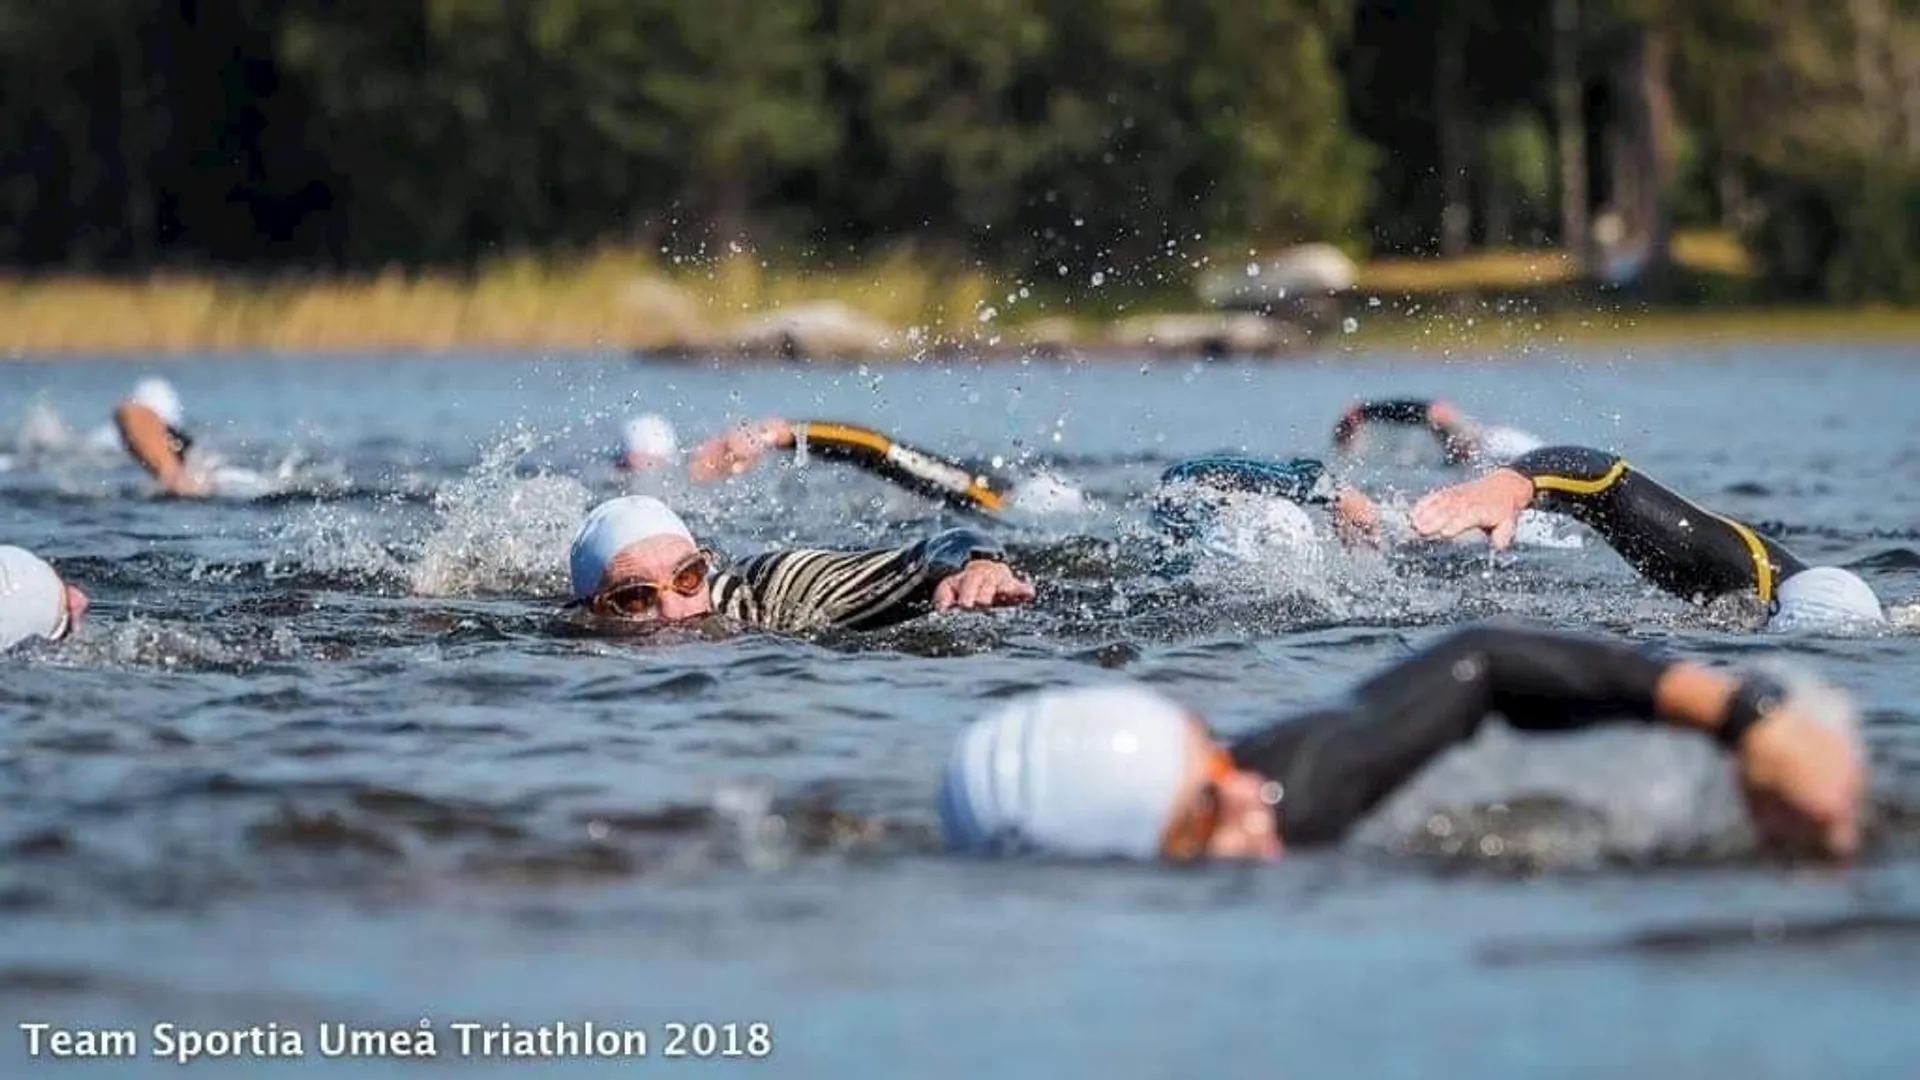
[1500,446,1802,597]
[719,528,1012,632]
[695,418,1009,515]
[1232,623,1689,846]
[786,421,1011,515]
[113,402,204,496]
[1334,398,1434,446]
[1234,622,1863,855]
[1334,398,1474,462]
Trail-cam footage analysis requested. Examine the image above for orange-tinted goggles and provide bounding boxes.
[1159,744,1238,863]
[590,549,714,618]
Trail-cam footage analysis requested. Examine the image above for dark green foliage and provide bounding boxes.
[0,0,1911,301]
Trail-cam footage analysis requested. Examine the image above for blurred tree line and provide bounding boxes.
[0,0,1915,301]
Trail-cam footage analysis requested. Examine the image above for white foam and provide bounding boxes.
[408,434,593,598]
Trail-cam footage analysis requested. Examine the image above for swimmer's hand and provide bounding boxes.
[1332,486,1381,548]
[1738,708,1865,860]
[1410,468,1532,549]
[687,417,794,483]
[933,559,1036,612]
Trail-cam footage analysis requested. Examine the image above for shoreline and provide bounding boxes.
[3,246,1917,360]
[5,306,1918,362]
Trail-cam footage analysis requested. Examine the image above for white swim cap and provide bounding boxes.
[622,414,678,460]
[131,378,184,428]
[1477,426,1545,464]
[1004,471,1087,516]
[568,496,695,601]
[1196,494,1321,569]
[939,685,1195,859]
[1773,566,1885,629]
[0,546,68,651]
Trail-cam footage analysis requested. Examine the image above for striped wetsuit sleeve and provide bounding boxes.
[711,527,1006,632]
[1505,446,1805,607]
[1229,623,1672,847]
[788,421,1014,516]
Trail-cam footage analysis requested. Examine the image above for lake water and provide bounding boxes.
[3,341,1919,1077]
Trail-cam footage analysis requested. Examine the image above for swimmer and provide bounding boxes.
[0,546,89,652]
[111,378,270,498]
[1333,398,1545,466]
[1153,455,1382,552]
[568,495,1035,633]
[686,417,1085,517]
[615,414,679,473]
[939,621,1863,862]
[1409,445,1886,628]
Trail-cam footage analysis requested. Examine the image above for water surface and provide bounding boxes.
[4,341,1919,1077]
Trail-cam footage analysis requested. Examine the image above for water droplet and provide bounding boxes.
[1342,317,1359,334]
[978,306,998,323]
[1246,262,1261,277]
[1091,271,1107,287]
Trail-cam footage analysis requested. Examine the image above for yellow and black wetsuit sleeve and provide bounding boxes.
[1505,445,1805,607]
[1230,622,1672,847]
[788,421,1014,517]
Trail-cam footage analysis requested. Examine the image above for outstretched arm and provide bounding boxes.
[710,527,1034,633]
[689,418,1012,516]
[1410,445,1804,605]
[1229,623,1862,855]
[113,402,206,497]
[1333,398,1478,463]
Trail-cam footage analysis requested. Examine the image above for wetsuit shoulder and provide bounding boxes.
[1229,622,1672,847]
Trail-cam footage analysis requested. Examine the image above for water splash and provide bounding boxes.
[407,432,592,598]
[1354,724,1750,868]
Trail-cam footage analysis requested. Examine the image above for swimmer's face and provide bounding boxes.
[1159,718,1282,863]
[52,582,88,641]
[593,535,713,622]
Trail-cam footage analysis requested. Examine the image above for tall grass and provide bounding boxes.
[0,247,1004,355]
[1,231,1913,356]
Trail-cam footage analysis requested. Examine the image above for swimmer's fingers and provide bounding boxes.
[959,564,999,608]
[686,437,731,482]
[1739,712,1866,859]
[938,562,1033,610]
[1409,487,1479,539]
[1489,514,1519,551]
[933,574,961,611]
[991,568,1037,607]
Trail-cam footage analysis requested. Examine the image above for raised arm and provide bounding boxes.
[711,527,1032,632]
[1333,398,1478,463]
[113,402,206,497]
[1230,623,1862,854]
[688,418,1013,516]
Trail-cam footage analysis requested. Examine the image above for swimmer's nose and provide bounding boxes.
[65,584,89,624]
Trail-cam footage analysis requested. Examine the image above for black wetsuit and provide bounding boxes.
[784,421,1015,517]
[1504,445,1805,608]
[1230,623,1672,846]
